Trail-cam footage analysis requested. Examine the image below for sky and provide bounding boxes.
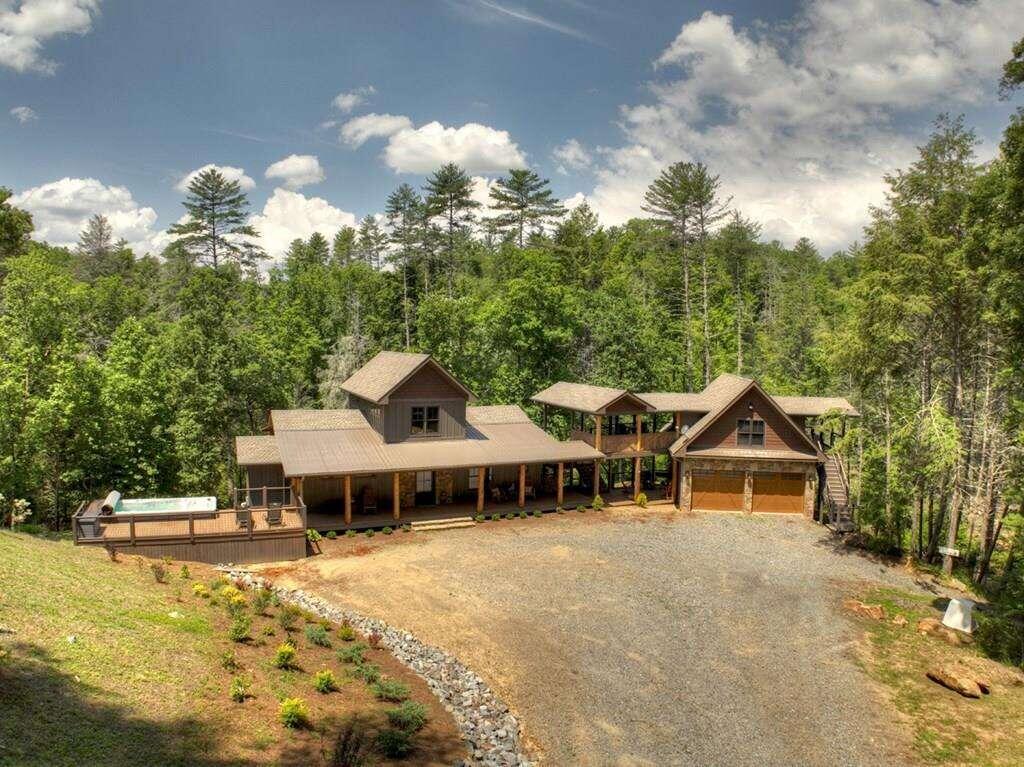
[2,0,1023,261]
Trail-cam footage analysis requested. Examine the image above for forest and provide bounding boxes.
[1,41,1023,616]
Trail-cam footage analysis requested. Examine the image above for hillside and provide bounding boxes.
[0,532,463,766]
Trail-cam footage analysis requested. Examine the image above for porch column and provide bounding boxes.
[635,414,643,451]
[670,458,679,504]
[392,472,401,520]
[743,471,753,514]
[804,468,816,518]
[556,462,564,506]
[594,415,603,451]
[674,411,683,432]
[344,475,352,525]
[679,466,692,513]
[593,459,601,495]
[518,464,526,507]
[476,466,486,514]
[633,456,642,500]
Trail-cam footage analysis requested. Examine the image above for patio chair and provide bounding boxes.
[491,486,503,503]
[235,509,250,530]
[266,507,282,526]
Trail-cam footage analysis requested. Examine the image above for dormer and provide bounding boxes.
[340,351,475,443]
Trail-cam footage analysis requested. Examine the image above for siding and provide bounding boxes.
[689,388,815,455]
[110,533,306,564]
[380,398,467,443]
[390,363,467,400]
[246,464,285,488]
[349,395,383,432]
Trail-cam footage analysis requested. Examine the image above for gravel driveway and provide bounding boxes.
[269,509,927,766]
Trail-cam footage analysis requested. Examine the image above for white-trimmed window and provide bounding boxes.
[468,467,479,490]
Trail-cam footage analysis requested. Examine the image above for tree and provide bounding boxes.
[715,214,761,374]
[76,214,133,281]
[385,183,425,348]
[332,226,357,266]
[167,168,265,269]
[356,215,387,270]
[0,187,33,265]
[424,163,479,296]
[488,169,566,247]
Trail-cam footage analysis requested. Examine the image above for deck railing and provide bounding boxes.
[571,429,678,455]
[232,485,295,509]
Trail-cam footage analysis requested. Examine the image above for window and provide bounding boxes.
[415,471,433,493]
[411,405,440,434]
[737,418,765,447]
[468,467,479,490]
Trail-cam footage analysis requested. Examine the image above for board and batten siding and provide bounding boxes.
[689,388,815,455]
[246,464,285,489]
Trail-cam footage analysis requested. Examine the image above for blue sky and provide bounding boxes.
[3,0,1022,259]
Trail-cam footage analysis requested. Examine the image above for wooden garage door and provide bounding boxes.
[691,471,745,511]
[752,472,805,514]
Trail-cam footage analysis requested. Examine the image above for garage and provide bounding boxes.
[752,472,805,514]
[690,471,745,511]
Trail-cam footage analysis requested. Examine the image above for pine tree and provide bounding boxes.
[167,168,264,269]
[306,232,330,267]
[332,226,356,266]
[356,215,387,270]
[688,164,731,386]
[75,214,132,281]
[424,163,479,296]
[385,183,424,348]
[488,169,566,247]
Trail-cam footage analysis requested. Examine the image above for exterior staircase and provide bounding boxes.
[821,451,855,533]
[409,516,476,533]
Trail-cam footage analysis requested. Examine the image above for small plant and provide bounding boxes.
[313,668,338,693]
[306,528,323,544]
[345,529,356,538]
[104,545,119,562]
[504,512,515,520]
[208,575,230,591]
[179,564,190,580]
[518,510,528,519]
[261,625,275,637]
[367,631,382,650]
[474,514,485,523]
[192,583,210,598]
[229,615,251,643]
[353,662,381,684]
[532,509,542,518]
[592,494,604,510]
[382,526,393,535]
[277,603,301,633]
[305,624,332,648]
[401,523,412,532]
[149,561,167,583]
[365,529,375,538]
[387,700,428,732]
[221,649,239,671]
[636,492,648,508]
[251,587,272,615]
[338,623,357,642]
[576,504,585,513]
[161,555,173,566]
[325,530,337,539]
[337,642,368,664]
[375,728,412,758]
[331,718,372,765]
[278,697,309,729]
[490,513,501,522]
[273,642,297,669]
[555,506,564,514]
[372,679,411,702]
[229,675,250,703]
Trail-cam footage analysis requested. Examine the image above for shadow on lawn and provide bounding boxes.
[0,642,232,767]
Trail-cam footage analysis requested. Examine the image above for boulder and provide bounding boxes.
[843,598,886,620]
[917,617,973,646]
[926,664,990,698]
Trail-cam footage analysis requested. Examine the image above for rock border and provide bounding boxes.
[223,568,529,767]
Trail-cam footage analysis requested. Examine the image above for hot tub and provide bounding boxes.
[112,496,218,515]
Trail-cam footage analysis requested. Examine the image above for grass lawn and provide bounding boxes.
[0,531,464,766]
[846,584,1024,767]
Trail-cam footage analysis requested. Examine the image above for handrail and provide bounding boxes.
[232,485,294,509]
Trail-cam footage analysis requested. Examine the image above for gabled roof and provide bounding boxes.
[669,375,822,459]
[235,435,281,465]
[531,382,655,415]
[340,351,474,405]
[634,392,708,412]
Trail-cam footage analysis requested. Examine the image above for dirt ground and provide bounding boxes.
[265,509,939,766]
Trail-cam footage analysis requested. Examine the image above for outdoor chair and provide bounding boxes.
[266,507,282,526]
[491,486,503,503]
[235,509,250,530]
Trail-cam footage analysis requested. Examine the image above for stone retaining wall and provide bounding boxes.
[224,569,529,767]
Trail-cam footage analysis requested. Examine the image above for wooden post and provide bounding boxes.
[635,413,643,450]
[248,508,254,539]
[518,464,526,507]
[476,466,485,513]
[344,475,352,525]
[188,514,195,543]
[594,414,603,451]
[674,411,683,431]
[670,458,679,503]
[556,462,564,506]
[129,516,136,545]
[593,460,601,495]
[392,472,401,520]
[542,404,549,431]
[634,456,642,500]
[262,486,268,509]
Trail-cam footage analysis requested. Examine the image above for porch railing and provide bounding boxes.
[571,429,678,455]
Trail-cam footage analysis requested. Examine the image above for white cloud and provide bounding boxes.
[332,85,376,113]
[175,163,255,193]
[382,120,527,174]
[249,188,357,261]
[339,113,413,148]
[552,138,591,174]
[562,191,587,210]
[10,176,161,253]
[264,154,324,190]
[585,0,1024,253]
[0,0,100,74]
[9,105,36,122]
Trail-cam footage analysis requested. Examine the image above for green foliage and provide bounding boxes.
[228,615,251,643]
[592,495,604,511]
[375,727,413,758]
[273,642,297,669]
[149,561,166,583]
[277,604,301,633]
[490,513,501,522]
[229,675,250,703]
[278,697,309,729]
[518,510,528,519]
[178,565,190,580]
[338,623,357,642]
[365,529,375,538]
[337,642,368,664]
[386,700,428,732]
[345,529,356,538]
[313,668,338,693]
[220,649,239,671]
[636,492,648,508]
[382,526,393,535]
[326,530,337,539]
[353,662,381,684]
[532,509,542,518]
[306,528,323,543]
[474,514,485,523]
[304,624,331,648]
[371,679,411,702]
[576,505,584,513]
[251,587,272,615]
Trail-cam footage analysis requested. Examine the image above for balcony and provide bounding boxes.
[571,429,678,455]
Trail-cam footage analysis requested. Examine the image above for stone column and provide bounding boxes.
[743,471,754,514]
[436,469,454,504]
[804,469,816,518]
[679,468,692,513]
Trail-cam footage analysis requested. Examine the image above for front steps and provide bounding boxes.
[409,516,476,532]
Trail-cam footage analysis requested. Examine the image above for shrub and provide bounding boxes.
[251,587,272,615]
[273,642,297,669]
[338,642,368,664]
[518,510,528,519]
[277,604,301,633]
[261,625,275,637]
[149,561,167,583]
[306,528,323,544]
[365,529,375,538]
[345,529,356,538]
[636,492,648,508]
[474,515,485,523]
[305,624,332,648]
[386,700,428,732]
[367,631,382,649]
[491,513,501,522]
[192,583,210,598]
[576,504,585,513]
[278,697,309,729]
[401,523,412,532]
[326,530,337,539]
[229,676,250,703]
[532,509,542,518]
[592,494,604,510]
[331,717,372,766]
[556,506,564,514]
[229,615,251,643]
[179,565,190,580]
[504,512,515,520]
[354,662,381,684]
[208,575,229,591]
[375,728,412,758]
[338,623,357,642]
[372,679,411,702]
[382,526,393,535]
[221,649,239,671]
[314,668,338,693]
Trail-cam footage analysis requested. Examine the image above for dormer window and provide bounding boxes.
[411,405,440,434]
[737,418,765,447]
